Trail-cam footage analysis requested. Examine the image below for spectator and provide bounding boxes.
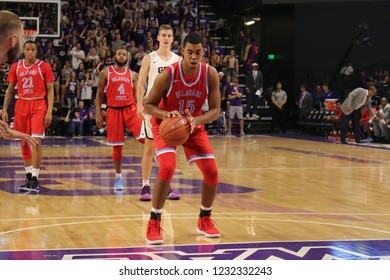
[360,104,377,140]
[60,60,73,104]
[80,72,94,109]
[241,34,257,72]
[68,42,86,70]
[51,62,61,103]
[312,84,323,110]
[297,84,313,122]
[111,33,125,52]
[325,101,342,136]
[372,97,390,143]
[223,49,239,80]
[47,102,65,136]
[270,82,288,133]
[196,10,210,36]
[65,71,78,109]
[227,79,245,136]
[321,83,335,108]
[209,48,222,71]
[245,62,263,119]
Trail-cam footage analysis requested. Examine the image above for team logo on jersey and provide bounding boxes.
[158,66,167,73]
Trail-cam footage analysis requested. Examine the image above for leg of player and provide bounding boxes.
[146,151,176,245]
[140,138,154,201]
[146,178,171,245]
[113,145,124,191]
[140,138,181,201]
[25,138,42,193]
[19,143,33,192]
[195,159,221,238]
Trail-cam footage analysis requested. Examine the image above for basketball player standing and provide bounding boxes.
[144,33,221,245]
[96,48,144,191]
[2,41,54,193]
[136,24,181,201]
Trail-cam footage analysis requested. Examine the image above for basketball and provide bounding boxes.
[159,116,190,146]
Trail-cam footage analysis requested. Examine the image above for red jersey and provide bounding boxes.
[106,66,135,107]
[7,59,54,98]
[153,61,209,125]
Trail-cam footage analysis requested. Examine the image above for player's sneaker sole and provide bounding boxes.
[196,227,221,238]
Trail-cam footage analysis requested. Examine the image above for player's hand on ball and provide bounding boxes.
[184,109,196,134]
[163,110,181,119]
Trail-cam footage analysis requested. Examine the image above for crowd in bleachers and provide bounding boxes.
[4,0,389,139]
[1,0,257,137]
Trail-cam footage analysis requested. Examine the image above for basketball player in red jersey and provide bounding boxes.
[96,48,144,191]
[144,33,221,245]
[0,10,38,145]
[2,40,54,193]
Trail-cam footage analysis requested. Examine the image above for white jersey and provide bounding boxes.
[145,51,180,98]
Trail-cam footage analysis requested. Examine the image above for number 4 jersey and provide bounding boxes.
[105,66,135,107]
[7,59,54,98]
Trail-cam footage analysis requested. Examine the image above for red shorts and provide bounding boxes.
[14,99,47,138]
[152,124,215,164]
[105,104,143,146]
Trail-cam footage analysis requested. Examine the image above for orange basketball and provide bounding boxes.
[159,116,190,146]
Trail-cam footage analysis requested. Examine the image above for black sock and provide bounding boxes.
[150,211,161,221]
[199,208,212,218]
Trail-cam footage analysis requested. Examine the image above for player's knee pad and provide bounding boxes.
[112,145,123,161]
[196,158,218,186]
[21,143,32,160]
[157,152,176,182]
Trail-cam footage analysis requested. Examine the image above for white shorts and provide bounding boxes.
[140,113,153,139]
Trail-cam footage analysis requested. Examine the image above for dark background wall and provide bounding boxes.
[294,1,390,97]
[214,0,390,103]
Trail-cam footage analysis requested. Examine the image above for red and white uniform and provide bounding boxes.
[7,59,54,138]
[105,66,143,145]
[152,61,215,164]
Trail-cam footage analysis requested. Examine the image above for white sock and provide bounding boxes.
[151,207,163,214]
[116,173,122,178]
[143,180,150,186]
[32,168,40,178]
[25,166,33,174]
[201,205,212,211]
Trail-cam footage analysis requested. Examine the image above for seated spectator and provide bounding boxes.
[372,97,390,143]
[85,99,97,136]
[47,102,65,136]
[325,101,342,136]
[360,105,377,139]
[65,108,82,137]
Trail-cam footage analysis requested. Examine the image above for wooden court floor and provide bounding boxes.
[1,134,390,260]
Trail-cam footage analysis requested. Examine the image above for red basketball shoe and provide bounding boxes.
[196,216,221,238]
[146,219,163,245]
